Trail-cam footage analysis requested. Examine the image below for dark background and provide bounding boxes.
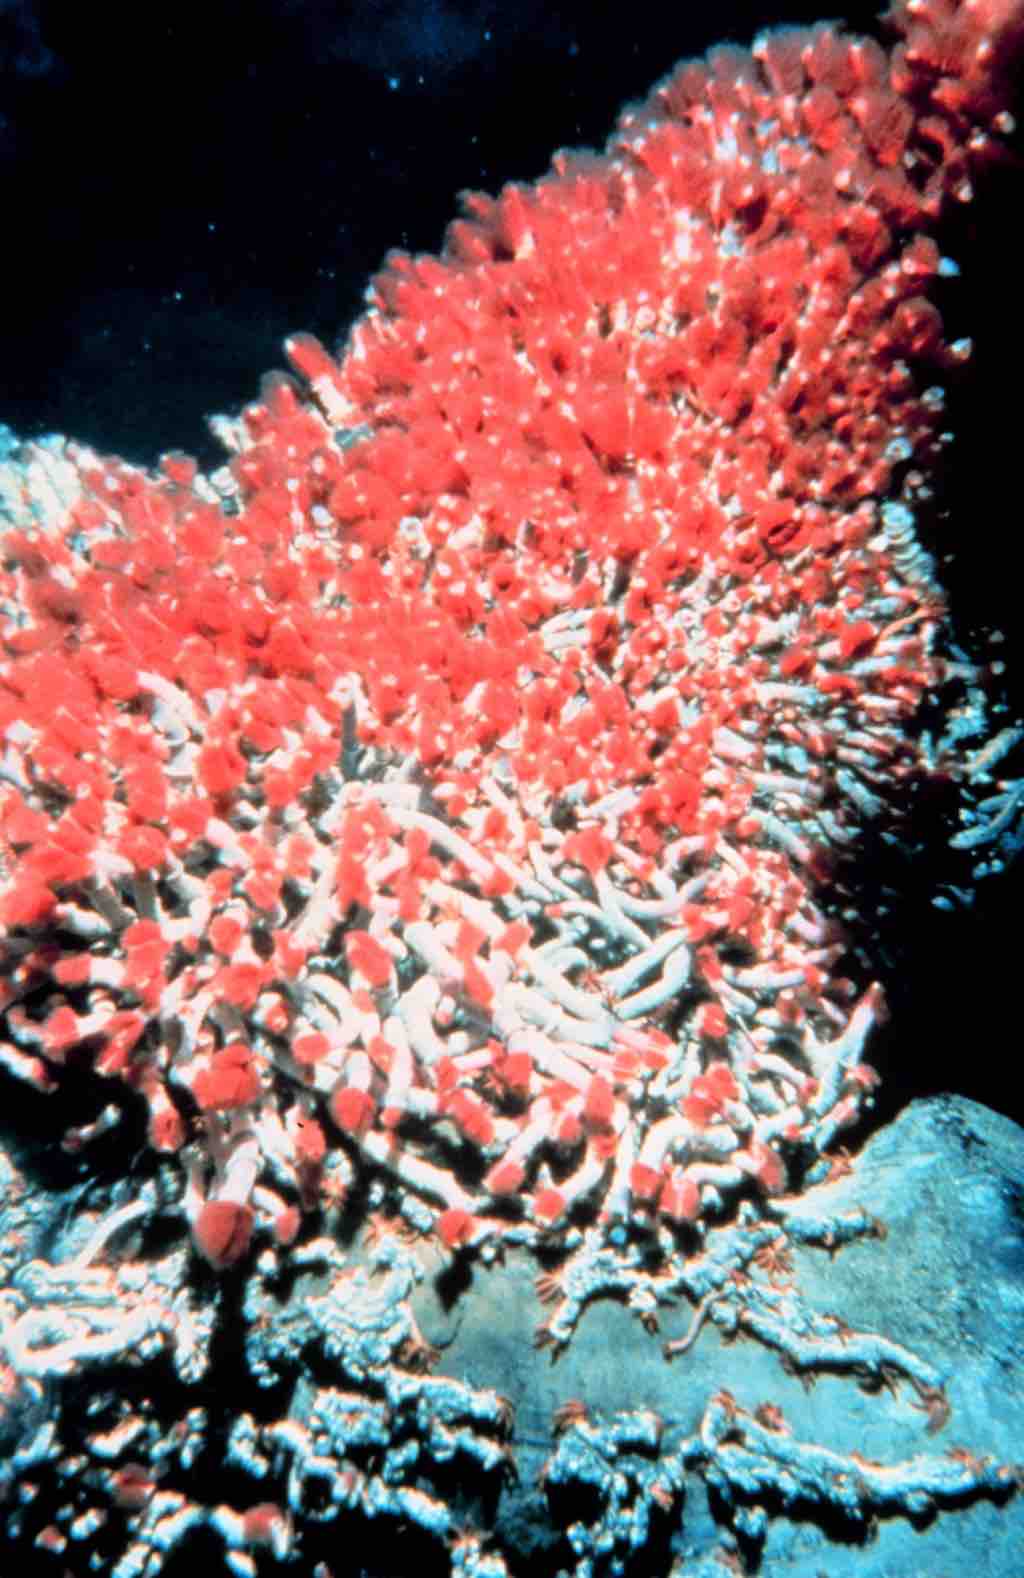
[1,0,1022,1128]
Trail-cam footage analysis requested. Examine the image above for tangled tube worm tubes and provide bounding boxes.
[1,3,1024,1569]
[3,0,1021,1262]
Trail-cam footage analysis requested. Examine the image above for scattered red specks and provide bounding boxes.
[696,1002,729,1041]
[500,1049,533,1092]
[35,1524,68,1554]
[555,1111,583,1147]
[486,1159,525,1196]
[658,1168,701,1224]
[197,741,248,798]
[838,620,879,661]
[241,1502,291,1548]
[437,1207,476,1248]
[292,1031,330,1068]
[462,956,495,1009]
[630,1162,662,1202]
[41,1005,81,1057]
[344,930,394,989]
[273,1204,301,1245]
[366,1035,395,1073]
[193,1200,254,1268]
[330,1086,375,1136]
[148,1103,186,1153]
[562,826,614,877]
[1,875,56,927]
[683,1064,739,1127]
[214,962,270,1009]
[743,1139,789,1196]
[445,1089,495,1147]
[293,1115,326,1166]
[496,922,530,958]
[583,1075,615,1129]
[108,1463,157,1511]
[193,1044,262,1112]
[533,1187,568,1225]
